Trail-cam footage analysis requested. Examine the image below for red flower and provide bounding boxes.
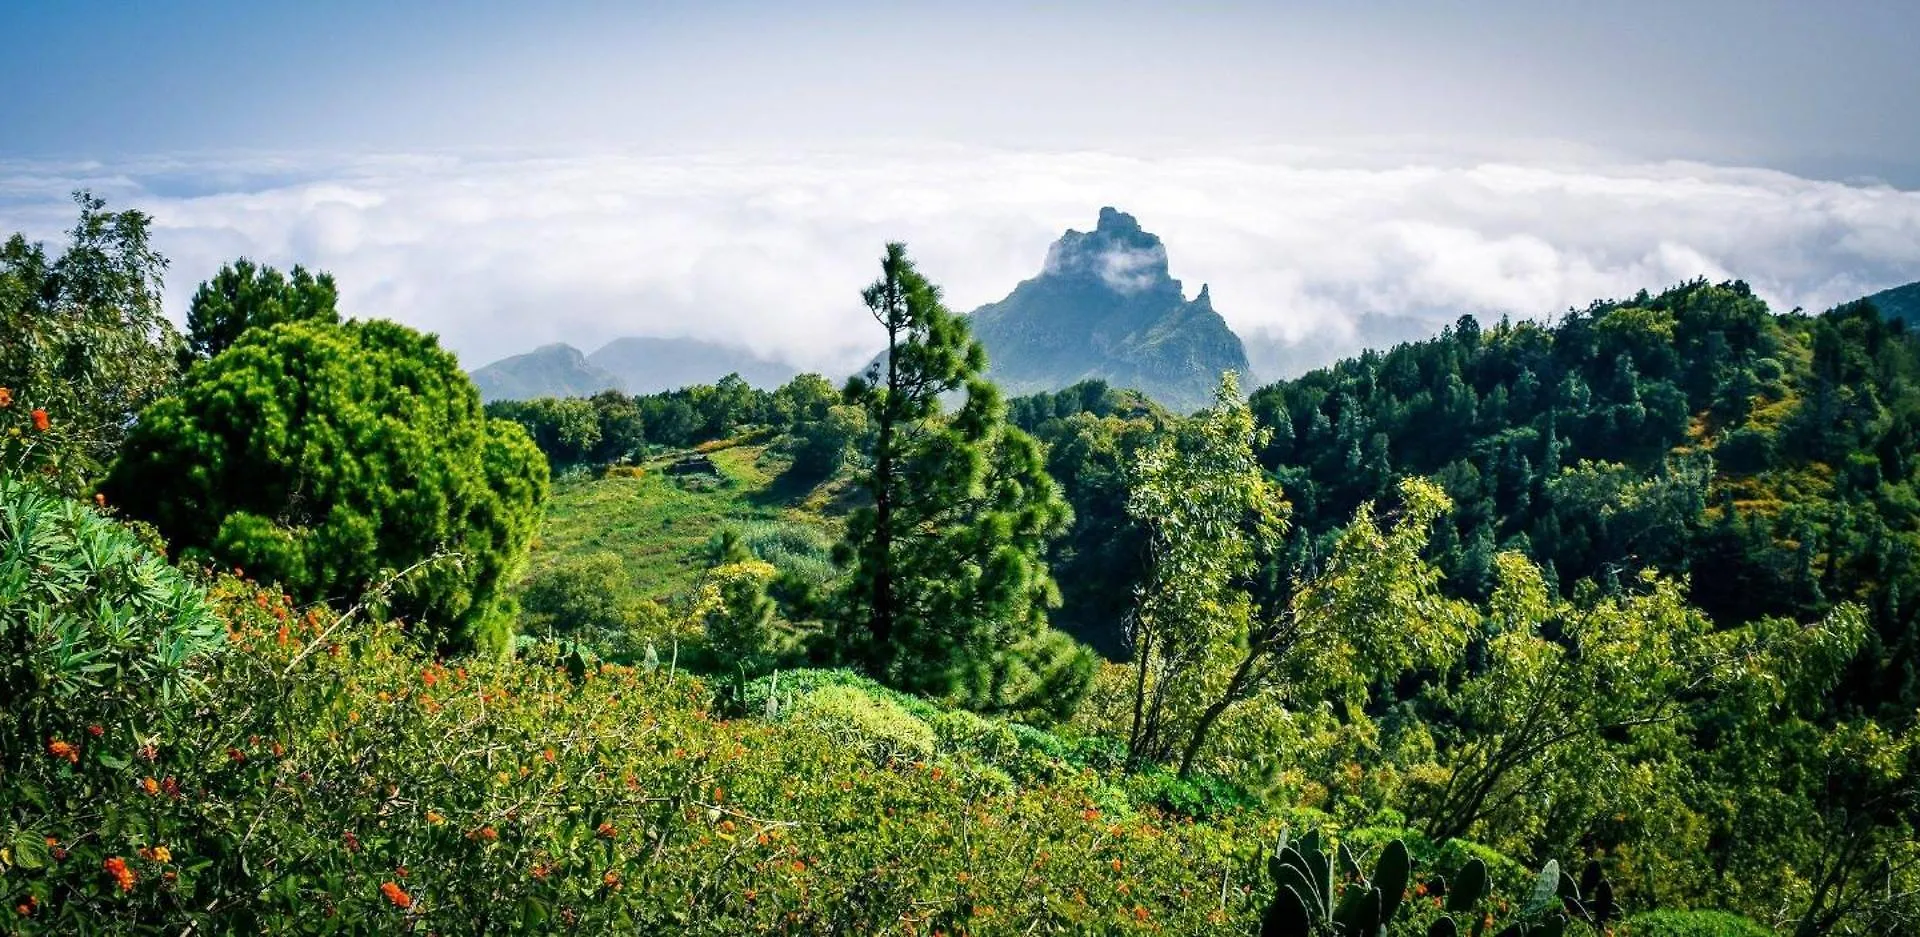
[595,822,616,839]
[380,881,412,909]
[104,856,136,892]
[31,408,49,432]
[46,738,78,764]
[87,724,104,738]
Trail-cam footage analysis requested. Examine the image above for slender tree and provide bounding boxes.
[831,243,1074,698]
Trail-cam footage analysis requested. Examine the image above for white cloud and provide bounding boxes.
[1,145,1916,374]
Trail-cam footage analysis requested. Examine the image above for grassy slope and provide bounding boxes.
[524,442,848,605]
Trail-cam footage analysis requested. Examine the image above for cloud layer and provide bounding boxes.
[2,145,1917,374]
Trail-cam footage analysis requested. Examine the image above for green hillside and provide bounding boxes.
[524,441,847,609]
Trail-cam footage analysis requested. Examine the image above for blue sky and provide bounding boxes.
[2,1,1918,369]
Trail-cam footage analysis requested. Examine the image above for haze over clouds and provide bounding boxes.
[3,147,1918,373]
[3,2,1919,375]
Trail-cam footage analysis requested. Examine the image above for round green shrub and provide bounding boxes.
[104,319,548,651]
[792,684,936,765]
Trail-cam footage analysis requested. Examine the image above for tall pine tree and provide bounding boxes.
[830,243,1076,700]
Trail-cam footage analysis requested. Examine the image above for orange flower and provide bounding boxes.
[595,822,616,839]
[380,881,412,909]
[14,894,34,916]
[601,871,622,891]
[1082,808,1100,821]
[426,810,445,825]
[531,863,552,880]
[31,409,49,432]
[94,493,107,508]
[46,738,78,764]
[141,777,161,796]
[104,856,136,892]
[0,387,11,407]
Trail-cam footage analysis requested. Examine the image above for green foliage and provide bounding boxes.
[517,552,647,648]
[0,192,181,492]
[0,478,224,765]
[791,684,938,765]
[1622,910,1772,937]
[0,569,1270,934]
[929,708,1021,762]
[1007,381,1168,656]
[830,243,1079,701]
[695,542,779,688]
[1259,832,1615,937]
[104,319,548,651]
[1125,372,1289,766]
[183,257,340,361]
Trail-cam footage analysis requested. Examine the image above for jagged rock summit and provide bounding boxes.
[966,208,1250,412]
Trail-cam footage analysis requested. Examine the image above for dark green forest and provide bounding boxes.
[3,195,1916,935]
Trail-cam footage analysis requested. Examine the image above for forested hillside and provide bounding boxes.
[1245,282,1920,717]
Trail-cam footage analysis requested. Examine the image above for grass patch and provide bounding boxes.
[522,442,846,607]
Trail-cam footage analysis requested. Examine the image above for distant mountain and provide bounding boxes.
[587,338,798,396]
[1864,280,1920,322]
[470,343,621,402]
[469,338,800,402]
[965,208,1251,413]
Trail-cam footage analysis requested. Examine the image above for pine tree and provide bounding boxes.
[830,243,1074,697]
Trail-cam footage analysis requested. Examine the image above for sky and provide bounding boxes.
[3,0,1919,372]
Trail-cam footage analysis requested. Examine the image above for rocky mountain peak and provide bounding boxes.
[1040,207,1178,297]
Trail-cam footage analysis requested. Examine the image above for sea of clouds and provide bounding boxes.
[2,144,1917,375]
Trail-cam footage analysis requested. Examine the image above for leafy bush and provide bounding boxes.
[1623,910,1773,937]
[517,552,649,647]
[104,319,548,651]
[0,478,224,764]
[729,519,837,587]
[740,667,945,722]
[1122,770,1261,821]
[2,584,1269,932]
[930,708,1020,762]
[790,684,937,765]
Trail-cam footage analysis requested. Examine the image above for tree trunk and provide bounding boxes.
[1176,645,1263,778]
[868,278,901,675]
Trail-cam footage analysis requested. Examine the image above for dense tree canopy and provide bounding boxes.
[183,258,340,361]
[104,319,548,651]
[0,192,181,492]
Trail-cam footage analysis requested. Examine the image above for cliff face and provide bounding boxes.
[967,208,1250,412]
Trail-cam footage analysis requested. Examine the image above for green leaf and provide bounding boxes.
[1447,857,1487,913]
[1374,839,1411,925]
[1525,860,1560,915]
[1261,884,1313,937]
